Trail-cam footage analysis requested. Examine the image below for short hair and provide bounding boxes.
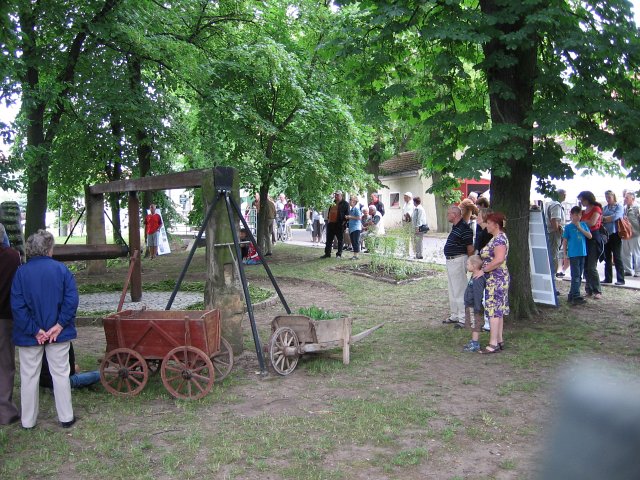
[570,206,583,215]
[476,197,490,208]
[626,192,636,199]
[468,255,483,269]
[370,193,379,199]
[413,196,421,205]
[368,204,377,212]
[25,229,55,258]
[604,190,617,202]
[448,205,462,216]
[459,198,479,216]
[486,212,506,230]
[557,189,566,196]
[0,223,5,241]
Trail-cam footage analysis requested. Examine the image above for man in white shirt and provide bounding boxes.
[402,192,414,223]
[546,189,566,276]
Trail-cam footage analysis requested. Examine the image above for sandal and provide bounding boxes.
[479,344,500,354]
[593,293,602,299]
[498,342,504,351]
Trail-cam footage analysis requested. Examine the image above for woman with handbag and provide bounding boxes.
[601,190,626,285]
[412,197,428,259]
[578,191,604,299]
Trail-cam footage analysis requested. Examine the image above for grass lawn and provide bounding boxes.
[1,244,639,479]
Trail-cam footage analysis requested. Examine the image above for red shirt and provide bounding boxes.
[145,213,162,235]
[581,206,602,231]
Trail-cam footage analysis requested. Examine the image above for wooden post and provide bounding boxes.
[342,318,351,365]
[202,169,245,356]
[128,191,142,301]
[85,187,107,275]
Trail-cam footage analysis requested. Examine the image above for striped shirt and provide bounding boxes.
[444,220,473,257]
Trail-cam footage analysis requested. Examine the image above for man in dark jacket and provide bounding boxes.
[322,191,350,258]
[0,223,20,425]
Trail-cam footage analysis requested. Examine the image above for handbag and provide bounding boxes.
[598,224,609,243]
[617,217,633,240]
[418,224,430,233]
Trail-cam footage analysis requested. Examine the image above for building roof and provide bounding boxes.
[379,151,421,175]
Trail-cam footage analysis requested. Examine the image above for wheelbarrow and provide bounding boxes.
[267,315,384,375]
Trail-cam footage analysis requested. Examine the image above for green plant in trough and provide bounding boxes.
[297,306,342,320]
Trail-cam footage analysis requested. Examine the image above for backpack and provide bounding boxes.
[617,217,633,240]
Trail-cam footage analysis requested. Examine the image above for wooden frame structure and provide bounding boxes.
[85,168,211,301]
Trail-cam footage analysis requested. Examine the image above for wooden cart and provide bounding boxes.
[268,315,384,376]
[100,309,233,400]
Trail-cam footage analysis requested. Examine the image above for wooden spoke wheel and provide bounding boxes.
[100,348,149,397]
[211,337,234,382]
[161,346,215,400]
[269,327,300,376]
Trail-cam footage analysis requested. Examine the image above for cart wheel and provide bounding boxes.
[161,346,215,400]
[146,359,162,376]
[100,348,149,397]
[211,337,234,382]
[269,327,300,376]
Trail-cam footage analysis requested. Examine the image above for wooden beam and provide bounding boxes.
[89,168,211,194]
[52,244,128,261]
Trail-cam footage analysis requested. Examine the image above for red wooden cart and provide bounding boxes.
[100,309,233,400]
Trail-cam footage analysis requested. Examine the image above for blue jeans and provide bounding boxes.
[70,370,101,389]
[569,256,585,300]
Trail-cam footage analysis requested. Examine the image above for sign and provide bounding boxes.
[179,194,188,206]
[529,208,558,306]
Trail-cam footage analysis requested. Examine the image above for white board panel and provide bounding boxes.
[529,208,558,306]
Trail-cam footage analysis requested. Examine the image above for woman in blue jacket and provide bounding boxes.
[11,229,79,429]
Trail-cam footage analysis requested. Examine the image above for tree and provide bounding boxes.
[4,0,121,237]
[191,1,370,251]
[339,0,640,318]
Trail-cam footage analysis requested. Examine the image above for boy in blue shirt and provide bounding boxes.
[462,255,486,352]
[562,206,593,305]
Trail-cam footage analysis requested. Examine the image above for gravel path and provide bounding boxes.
[78,292,203,313]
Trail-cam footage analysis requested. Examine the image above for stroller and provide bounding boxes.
[276,210,290,242]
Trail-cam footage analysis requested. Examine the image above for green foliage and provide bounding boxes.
[366,233,425,280]
[297,306,343,320]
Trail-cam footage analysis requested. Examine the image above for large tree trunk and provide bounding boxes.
[481,0,538,320]
[108,116,123,243]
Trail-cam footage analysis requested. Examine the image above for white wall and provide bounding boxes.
[378,172,440,231]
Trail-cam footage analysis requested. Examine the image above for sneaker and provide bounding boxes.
[454,322,465,329]
[336,253,342,258]
[615,281,625,286]
[350,256,358,260]
[463,341,480,352]
[571,297,586,305]
[320,254,331,259]
[555,272,565,278]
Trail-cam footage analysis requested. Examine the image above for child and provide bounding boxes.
[462,255,486,352]
[562,206,592,304]
[239,228,261,265]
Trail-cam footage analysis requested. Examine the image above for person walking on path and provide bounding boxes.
[11,230,79,429]
[0,223,20,425]
[145,204,162,260]
[621,192,640,277]
[322,191,349,258]
[411,197,428,259]
[443,205,474,327]
[578,191,604,299]
[601,190,625,285]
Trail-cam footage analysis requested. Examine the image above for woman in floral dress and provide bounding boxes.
[479,212,509,354]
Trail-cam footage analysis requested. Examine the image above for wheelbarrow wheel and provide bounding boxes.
[161,346,215,400]
[269,327,300,376]
[100,348,149,397]
[211,337,233,382]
